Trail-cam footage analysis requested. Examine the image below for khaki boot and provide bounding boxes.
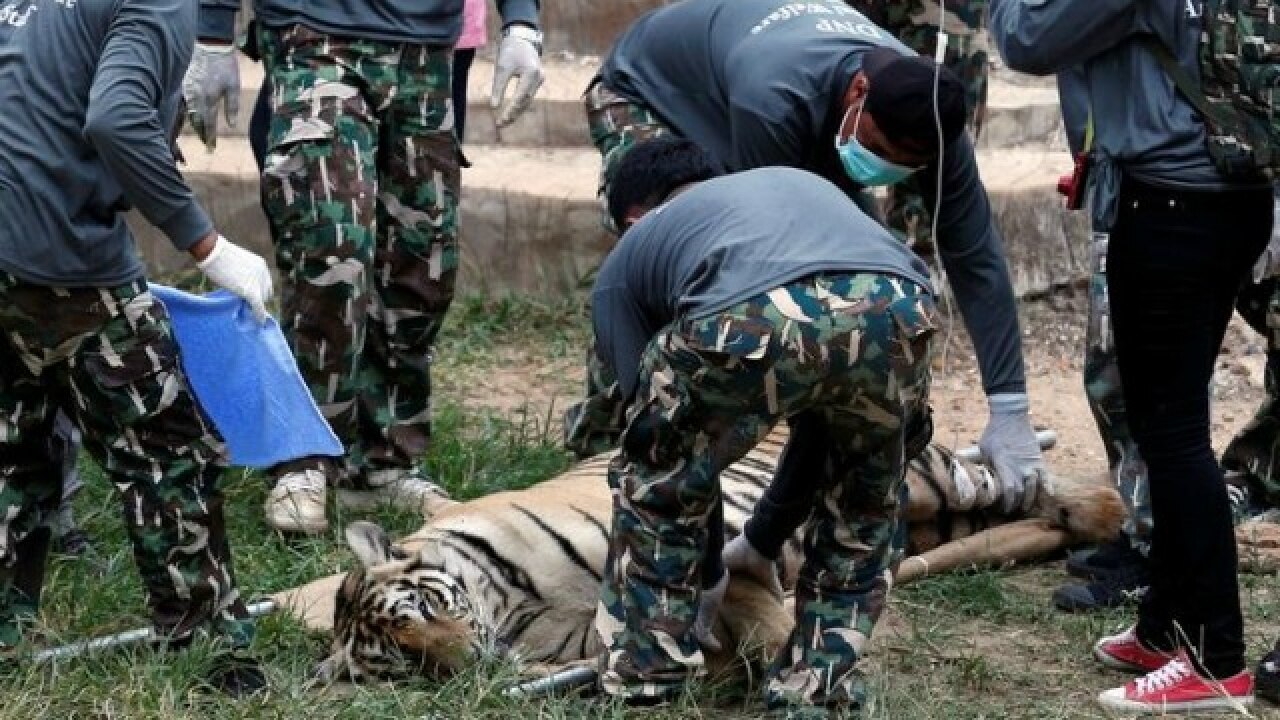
[338,468,453,518]
[265,469,328,534]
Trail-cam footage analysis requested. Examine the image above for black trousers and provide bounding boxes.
[452,47,476,143]
[1108,175,1272,677]
[249,80,271,174]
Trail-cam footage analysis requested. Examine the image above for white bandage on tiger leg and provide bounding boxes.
[969,465,1002,511]
[937,455,1000,512]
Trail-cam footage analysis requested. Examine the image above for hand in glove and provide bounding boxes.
[193,235,274,324]
[1250,195,1280,283]
[978,392,1051,514]
[182,42,241,152]
[490,25,545,128]
[722,532,784,600]
[692,570,729,653]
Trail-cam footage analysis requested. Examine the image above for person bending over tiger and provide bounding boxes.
[574,136,940,715]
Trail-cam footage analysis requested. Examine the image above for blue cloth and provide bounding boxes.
[150,284,343,469]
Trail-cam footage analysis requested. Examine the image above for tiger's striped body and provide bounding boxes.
[314,426,1123,683]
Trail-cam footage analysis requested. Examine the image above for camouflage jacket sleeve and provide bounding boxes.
[921,134,1027,396]
[988,0,1139,75]
[494,0,540,31]
[87,0,212,252]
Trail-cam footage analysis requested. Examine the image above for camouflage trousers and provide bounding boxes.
[593,273,936,713]
[563,337,627,459]
[1084,233,1280,556]
[562,81,676,457]
[0,274,252,648]
[49,410,84,543]
[582,79,675,237]
[1083,232,1152,553]
[852,0,989,249]
[260,25,460,483]
[1219,276,1280,511]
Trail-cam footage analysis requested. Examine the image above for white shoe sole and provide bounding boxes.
[1097,689,1254,714]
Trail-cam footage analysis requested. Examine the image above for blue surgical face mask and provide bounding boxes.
[835,103,918,187]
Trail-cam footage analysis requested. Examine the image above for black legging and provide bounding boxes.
[1108,175,1272,678]
[249,80,270,174]
[452,47,476,143]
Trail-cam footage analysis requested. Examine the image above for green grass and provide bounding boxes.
[5,291,1280,718]
[437,291,592,365]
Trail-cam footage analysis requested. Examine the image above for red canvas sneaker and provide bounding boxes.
[1093,625,1175,673]
[1098,652,1254,714]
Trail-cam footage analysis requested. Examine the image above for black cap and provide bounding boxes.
[861,47,968,154]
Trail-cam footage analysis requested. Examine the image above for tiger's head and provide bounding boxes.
[314,521,495,683]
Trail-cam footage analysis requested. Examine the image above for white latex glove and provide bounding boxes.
[1250,195,1280,283]
[722,532,784,600]
[979,393,1051,514]
[196,235,274,324]
[181,42,241,152]
[490,26,544,128]
[693,570,729,653]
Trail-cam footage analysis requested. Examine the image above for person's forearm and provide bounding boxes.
[929,139,1028,395]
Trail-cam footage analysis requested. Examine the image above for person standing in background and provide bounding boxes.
[454,0,488,144]
[992,0,1275,711]
[187,0,546,534]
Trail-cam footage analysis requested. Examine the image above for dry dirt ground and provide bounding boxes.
[438,286,1268,487]
[434,287,1280,719]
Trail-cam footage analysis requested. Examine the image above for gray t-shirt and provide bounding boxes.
[252,0,538,46]
[601,0,908,185]
[0,0,212,287]
[989,0,1268,231]
[592,167,933,398]
[599,0,1028,396]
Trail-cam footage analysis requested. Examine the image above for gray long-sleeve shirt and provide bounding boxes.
[594,167,934,398]
[199,0,538,46]
[0,0,211,287]
[599,0,1027,395]
[989,0,1268,231]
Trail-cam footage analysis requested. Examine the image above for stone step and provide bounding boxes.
[132,138,1085,300]
[983,72,1066,152]
[192,54,1065,151]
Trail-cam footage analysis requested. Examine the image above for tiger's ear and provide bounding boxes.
[345,521,397,569]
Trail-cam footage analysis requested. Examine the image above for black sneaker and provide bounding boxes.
[1053,569,1149,613]
[1225,470,1273,524]
[202,651,268,698]
[51,528,91,557]
[1258,648,1280,705]
[1065,537,1145,582]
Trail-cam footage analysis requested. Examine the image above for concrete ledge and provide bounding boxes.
[981,78,1065,151]
[977,149,1088,294]
[133,138,1085,299]
[132,139,611,295]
